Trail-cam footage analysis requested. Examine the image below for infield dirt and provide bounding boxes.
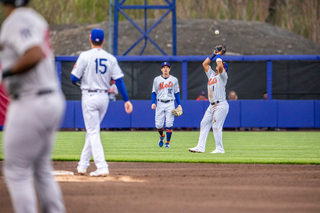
[0,161,319,213]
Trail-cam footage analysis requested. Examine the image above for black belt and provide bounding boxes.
[12,89,53,100]
[157,99,173,103]
[88,89,108,93]
[210,101,220,105]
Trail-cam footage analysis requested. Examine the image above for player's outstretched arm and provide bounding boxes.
[215,53,224,74]
[202,57,212,73]
[115,78,133,114]
[203,50,218,73]
[2,46,42,79]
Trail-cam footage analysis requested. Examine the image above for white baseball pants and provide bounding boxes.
[155,100,175,129]
[78,91,109,170]
[3,92,66,213]
[196,101,229,152]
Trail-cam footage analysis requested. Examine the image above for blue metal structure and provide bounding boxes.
[113,0,177,56]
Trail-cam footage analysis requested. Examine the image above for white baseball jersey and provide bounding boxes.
[206,58,228,103]
[71,48,124,90]
[152,75,180,100]
[108,84,118,101]
[0,8,59,96]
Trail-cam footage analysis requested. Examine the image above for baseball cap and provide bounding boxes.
[90,28,104,42]
[161,62,170,68]
[200,91,205,96]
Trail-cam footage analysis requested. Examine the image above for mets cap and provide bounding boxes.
[90,28,104,42]
[161,62,170,68]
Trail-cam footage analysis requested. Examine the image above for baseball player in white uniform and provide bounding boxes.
[151,62,181,148]
[108,79,118,101]
[189,45,229,153]
[0,0,66,212]
[71,28,133,176]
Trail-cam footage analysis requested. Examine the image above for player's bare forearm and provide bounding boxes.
[216,60,224,74]
[202,58,211,73]
[10,46,43,75]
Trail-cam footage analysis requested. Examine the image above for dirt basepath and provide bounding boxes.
[1,161,320,213]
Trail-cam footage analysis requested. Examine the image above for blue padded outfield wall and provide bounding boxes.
[56,55,320,129]
[60,100,320,128]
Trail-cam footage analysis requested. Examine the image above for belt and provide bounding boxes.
[210,101,220,105]
[12,89,53,100]
[157,99,174,103]
[88,89,108,93]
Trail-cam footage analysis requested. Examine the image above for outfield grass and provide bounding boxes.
[0,131,319,164]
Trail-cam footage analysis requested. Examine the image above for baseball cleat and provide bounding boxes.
[165,142,170,148]
[210,149,225,154]
[158,135,165,147]
[77,166,87,175]
[90,168,109,177]
[188,147,204,153]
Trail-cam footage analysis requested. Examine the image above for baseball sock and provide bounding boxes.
[166,127,173,143]
[158,128,164,137]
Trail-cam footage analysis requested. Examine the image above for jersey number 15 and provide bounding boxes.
[95,58,107,74]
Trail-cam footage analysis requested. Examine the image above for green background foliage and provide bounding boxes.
[0,0,319,45]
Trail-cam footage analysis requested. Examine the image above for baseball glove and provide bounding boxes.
[172,105,183,117]
[214,44,227,55]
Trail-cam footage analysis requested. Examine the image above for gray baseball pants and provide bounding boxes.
[3,92,66,213]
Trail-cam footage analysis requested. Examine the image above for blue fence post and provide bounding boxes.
[55,60,62,87]
[113,0,119,55]
[182,61,187,100]
[267,60,272,100]
[172,0,177,55]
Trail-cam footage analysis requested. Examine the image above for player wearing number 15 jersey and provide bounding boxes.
[71,28,132,176]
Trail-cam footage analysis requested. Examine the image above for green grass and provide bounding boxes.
[0,131,319,164]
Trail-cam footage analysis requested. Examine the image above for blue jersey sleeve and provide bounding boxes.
[151,92,157,104]
[115,78,129,102]
[71,74,79,82]
[174,92,181,105]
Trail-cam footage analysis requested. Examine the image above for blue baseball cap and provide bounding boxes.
[161,62,170,68]
[90,28,104,42]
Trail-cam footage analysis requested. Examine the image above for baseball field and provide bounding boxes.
[0,131,320,212]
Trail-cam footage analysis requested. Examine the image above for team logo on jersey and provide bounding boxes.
[72,63,77,70]
[208,78,217,85]
[158,81,173,91]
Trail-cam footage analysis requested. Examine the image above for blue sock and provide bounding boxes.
[166,127,173,142]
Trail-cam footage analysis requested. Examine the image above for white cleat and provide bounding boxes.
[77,166,87,175]
[90,168,109,177]
[210,149,225,154]
[188,147,204,153]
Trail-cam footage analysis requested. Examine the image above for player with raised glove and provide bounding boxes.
[189,44,229,154]
[172,105,183,116]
